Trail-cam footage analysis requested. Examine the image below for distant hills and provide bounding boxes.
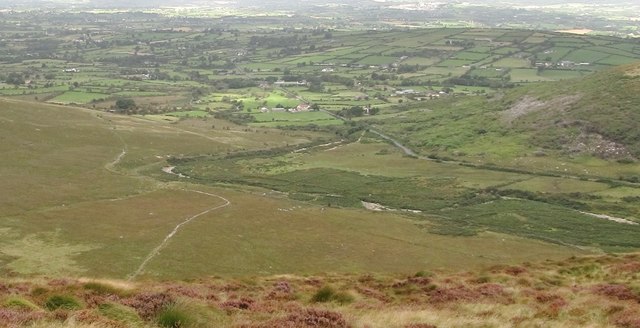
[0,0,338,9]
[0,0,634,9]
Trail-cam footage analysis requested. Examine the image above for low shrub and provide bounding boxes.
[221,297,254,311]
[0,308,46,326]
[268,308,349,328]
[592,284,639,301]
[614,310,640,328]
[122,292,173,320]
[265,281,296,301]
[427,283,509,304]
[30,287,49,297]
[414,271,433,278]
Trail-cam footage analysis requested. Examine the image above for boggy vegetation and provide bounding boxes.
[168,136,640,252]
[1,253,640,327]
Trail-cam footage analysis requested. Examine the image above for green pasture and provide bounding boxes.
[250,111,342,126]
[165,110,209,118]
[492,57,531,68]
[356,56,398,66]
[48,91,109,104]
[437,59,475,67]
[510,69,550,82]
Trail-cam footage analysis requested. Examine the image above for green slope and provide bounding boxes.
[367,62,640,179]
[507,63,640,158]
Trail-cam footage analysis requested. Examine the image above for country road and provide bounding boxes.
[368,129,419,157]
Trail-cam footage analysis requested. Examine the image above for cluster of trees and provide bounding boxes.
[114,98,136,113]
[3,72,25,85]
[371,72,395,81]
[338,105,379,118]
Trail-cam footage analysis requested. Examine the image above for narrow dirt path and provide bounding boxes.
[97,115,233,280]
[101,118,129,174]
[127,189,231,280]
[107,147,127,169]
[579,211,639,225]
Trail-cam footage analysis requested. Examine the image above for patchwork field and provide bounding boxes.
[3,19,640,130]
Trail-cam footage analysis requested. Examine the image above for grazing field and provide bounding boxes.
[165,110,209,118]
[48,91,109,104]
[138,188,577,279]
[249,111,343,127]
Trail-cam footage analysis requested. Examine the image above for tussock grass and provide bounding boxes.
[44,295,83,311]
[97,302,142,324]
[3,296,41,310]
[311,286,355,305]
[311,286,336,303]
[157,306,192,328]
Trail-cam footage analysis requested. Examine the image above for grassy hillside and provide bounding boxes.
[507,63,640,158]
[0,99,583,280]
[0,253,639,327]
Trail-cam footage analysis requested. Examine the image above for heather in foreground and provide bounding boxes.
[0,253,639,327]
